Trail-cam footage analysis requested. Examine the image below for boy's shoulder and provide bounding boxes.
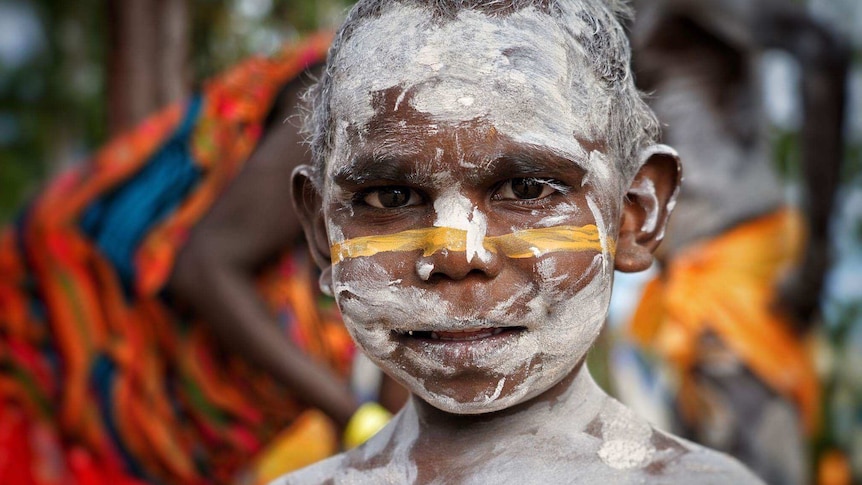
[274,399,763,485]
[273,414,417,485]
[631,426,765,484]
[578,396,764,484]
[271,452,373,485]
[276,443,761,485]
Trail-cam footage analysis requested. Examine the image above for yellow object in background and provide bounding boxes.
[343,402,393,450]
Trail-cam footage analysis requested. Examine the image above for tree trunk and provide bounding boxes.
[156,0,190,107]
[107,0,190,136]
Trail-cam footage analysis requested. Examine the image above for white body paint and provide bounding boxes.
[628,177,660,233]
[432,185,492,263]
[336,250,611,415]
[416,261,435,281]
[335,259,453,357]
[327,220,345,244]
[327,6,616,188]
[322,5,625,415]
[598,405,657,469]
[534,202,581,228]
[281,365,761,484]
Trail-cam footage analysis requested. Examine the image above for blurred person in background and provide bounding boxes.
[626,0,850,483]
[0,32,403,484]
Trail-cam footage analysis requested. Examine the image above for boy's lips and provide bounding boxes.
[390,325,529,374]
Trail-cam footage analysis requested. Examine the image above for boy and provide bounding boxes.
[281,0,762,482]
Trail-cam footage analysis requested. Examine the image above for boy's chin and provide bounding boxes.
[417,388,531,415]
[407,372,554,416]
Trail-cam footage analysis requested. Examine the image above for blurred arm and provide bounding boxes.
[169,72,359,429]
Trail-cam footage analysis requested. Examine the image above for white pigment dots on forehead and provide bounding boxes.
[327,4,616,184]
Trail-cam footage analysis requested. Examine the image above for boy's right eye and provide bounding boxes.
[361,187,422,208]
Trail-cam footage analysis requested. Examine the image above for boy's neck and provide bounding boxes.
[405,363,607,455]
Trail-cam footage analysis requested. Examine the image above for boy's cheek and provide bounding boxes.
[332,252,416,289]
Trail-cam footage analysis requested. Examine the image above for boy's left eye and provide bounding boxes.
[494,178,560,201]
[362,186,423,208]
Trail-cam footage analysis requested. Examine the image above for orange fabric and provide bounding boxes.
[629,208,820,433]
[0,32,350,484]
[818,449,852,485]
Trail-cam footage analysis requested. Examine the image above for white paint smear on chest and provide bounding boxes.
[597,405,656,470]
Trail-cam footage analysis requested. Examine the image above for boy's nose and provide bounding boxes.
[416,248,502,282]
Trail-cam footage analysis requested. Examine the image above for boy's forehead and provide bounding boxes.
[328,4,615,181]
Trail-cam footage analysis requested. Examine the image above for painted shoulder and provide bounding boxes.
[272,416,414,485]
[582,396,763,484]
[643,429,765,484]
[271,448,415,485]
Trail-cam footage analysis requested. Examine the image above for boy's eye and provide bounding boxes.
[362,187,422,208]
[495,178,559,200]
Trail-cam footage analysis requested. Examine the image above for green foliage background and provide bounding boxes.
[0,0,353,222]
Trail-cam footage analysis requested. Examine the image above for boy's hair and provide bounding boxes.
[303,0,659,187]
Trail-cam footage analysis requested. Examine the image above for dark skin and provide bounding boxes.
[632,0,849,331]
[169,69,406,433]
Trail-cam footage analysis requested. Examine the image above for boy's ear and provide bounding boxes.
[292,165,334,292]
[614,144,682,273]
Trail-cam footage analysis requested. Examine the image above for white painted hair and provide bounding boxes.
[302,0,660,186]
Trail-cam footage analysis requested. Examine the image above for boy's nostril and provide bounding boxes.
[423,267,494,283]
[420,249,502,282]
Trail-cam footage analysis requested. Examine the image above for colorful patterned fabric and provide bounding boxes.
[0,32,353,484]
[628,208,820,434]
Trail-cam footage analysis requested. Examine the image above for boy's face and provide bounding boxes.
[318,6,623,414]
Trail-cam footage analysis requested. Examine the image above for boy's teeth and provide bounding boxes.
[400,327,520,340]
[427,328,503,341]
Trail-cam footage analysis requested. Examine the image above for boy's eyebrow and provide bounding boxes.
[331,145,593,187]
[469,146,588,184]
[331,153,425,186]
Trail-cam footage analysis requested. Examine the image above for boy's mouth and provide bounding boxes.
[394,326,526,342]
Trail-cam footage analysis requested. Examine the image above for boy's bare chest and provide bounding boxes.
[343,434,686,484]
[283,424,759,485]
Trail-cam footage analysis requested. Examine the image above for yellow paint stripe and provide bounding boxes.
[330,225,614,264]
